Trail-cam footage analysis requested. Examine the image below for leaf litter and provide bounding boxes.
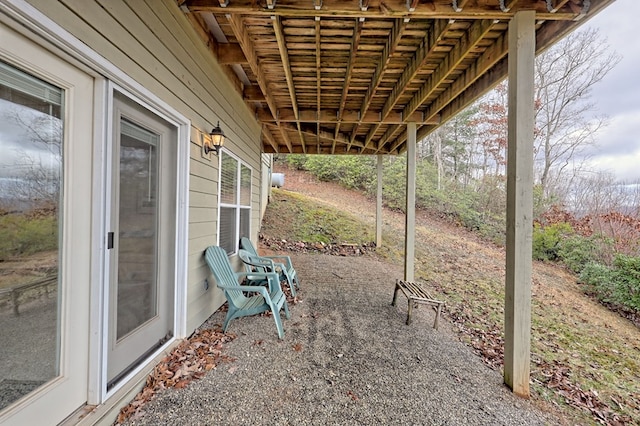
[114,327,236,425]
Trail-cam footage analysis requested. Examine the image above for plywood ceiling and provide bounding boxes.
[180,0,616,155]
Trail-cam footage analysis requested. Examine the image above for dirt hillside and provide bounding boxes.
[268,164,640,425]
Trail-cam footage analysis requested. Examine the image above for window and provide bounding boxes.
[218,151,251,254]
[0,59,63,409]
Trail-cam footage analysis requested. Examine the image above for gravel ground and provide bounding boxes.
[120,253,557,426]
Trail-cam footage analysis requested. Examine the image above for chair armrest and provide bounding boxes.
[246,256,277,270]
[236,272,283,294]
[262,255,293,269]
[238,249,277,271]
[217,282,270,299]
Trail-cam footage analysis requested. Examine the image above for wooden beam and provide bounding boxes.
[184,0,583,21]
[276,123,367,149]
[404,122,416,282]
[315,17,321,150]
[261,125,279,152]
[377,29,510,154]
[362,19,451,150]
[216,43,247,64]
[226,14,293,152]
[428,12,577,130]
[255,107,439,125]
[273,15,305,152]
[423,30,509,124]
[243,85,265,101]
[375,124,401,153]
[403,19,495,119]
[182,11,243,92]
[333,19,363,151]
[349,19,407,147]
[504,10,535,399]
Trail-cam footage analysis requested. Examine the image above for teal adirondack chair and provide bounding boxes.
[238,249,297,297]
[204,246,290,339]
[240,237,300,294]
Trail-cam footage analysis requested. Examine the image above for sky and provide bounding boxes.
[581,0,640,182]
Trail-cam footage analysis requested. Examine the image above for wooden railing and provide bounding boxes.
[0,275,57,316]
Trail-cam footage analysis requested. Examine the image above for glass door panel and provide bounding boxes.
[116,119,159,339]
[0,22,93,425]
[107,93,175,388]
[0,59,62,411]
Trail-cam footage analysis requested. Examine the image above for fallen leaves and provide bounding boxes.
[346,390,359,401]
[114,327,236,425]
[260,236,376,257]
[447,305,504,370]
[532,360,633,425]
[447,303,635,425]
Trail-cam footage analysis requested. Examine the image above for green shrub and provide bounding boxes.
[301,155,376,191]
[0,213,58,260]
[532,222,573,261]
[284,154,308,170]
[579,256,640,314]
[611,255,640,312]
[557,233,615,273]
[558,234,597,273]
[579,262,617,302]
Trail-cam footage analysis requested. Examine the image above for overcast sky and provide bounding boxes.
[582,0,640,182]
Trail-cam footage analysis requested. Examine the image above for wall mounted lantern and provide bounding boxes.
[203,121,225,156]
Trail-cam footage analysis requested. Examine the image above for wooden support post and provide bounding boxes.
[376,155,383,247]
[404,123,416,282]
[504,10,535,398]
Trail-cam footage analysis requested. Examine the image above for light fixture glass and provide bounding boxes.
[205,121,225,155]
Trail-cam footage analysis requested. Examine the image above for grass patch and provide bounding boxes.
[262,189,374,245]
[0,212,57,261]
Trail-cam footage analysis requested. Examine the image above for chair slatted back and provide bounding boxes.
[240,237,259,256]
[204,246,246,304]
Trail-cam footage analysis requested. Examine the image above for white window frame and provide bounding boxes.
[217,149,252,255]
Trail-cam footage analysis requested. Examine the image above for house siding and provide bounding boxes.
[24,0,263,332]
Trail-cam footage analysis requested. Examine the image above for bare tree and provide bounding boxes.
[473,82,508,178]
[569,171,620,218]
[534,27,621,198]
[419,105,478,189]
[1,106,62,211]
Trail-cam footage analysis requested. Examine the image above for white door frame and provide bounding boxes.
[103,86,181,393]
[98,84,189,400]
[0,0,190,407]
[0,21,94,426]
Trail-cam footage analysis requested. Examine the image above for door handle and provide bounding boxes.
[107,232,114,249]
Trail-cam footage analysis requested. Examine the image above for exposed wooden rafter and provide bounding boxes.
[382,21,493,155]
[348,18,407,147]
[273,15,305,152]
[185,0,583,21]
[216,43,247,64]
[315,16,321,151]
[256,107,439,125]
[332,19,363,153]
[225,13,292,152]
[362,19,451,150]
[181,0,614,155]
